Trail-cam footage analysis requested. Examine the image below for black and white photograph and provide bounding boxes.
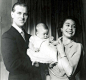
[0,0,86,80]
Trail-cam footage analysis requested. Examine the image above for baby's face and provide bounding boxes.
[37,28,49,39]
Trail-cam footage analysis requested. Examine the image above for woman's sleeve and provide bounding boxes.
[69,43,83,75]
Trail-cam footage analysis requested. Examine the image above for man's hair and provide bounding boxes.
[12,2,28,12]
[36,23,49,32]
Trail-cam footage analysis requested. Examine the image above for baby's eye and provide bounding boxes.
[66,25,70,27]
[44,33,46,35]
[44,33,48,35]
[43,33,45,35]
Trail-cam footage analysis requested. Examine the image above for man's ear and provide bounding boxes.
[11,11,14,18]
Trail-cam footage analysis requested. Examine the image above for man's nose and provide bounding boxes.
[21,14,24,18]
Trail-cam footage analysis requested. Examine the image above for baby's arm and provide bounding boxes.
[48,36,58,46]
[29,42,40,52]
[51,40,58,46]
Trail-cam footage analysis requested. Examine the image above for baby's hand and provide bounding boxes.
[33,62,39,67]
[49,36,54,43]
[34,48,40,52]
[51,41,58,46]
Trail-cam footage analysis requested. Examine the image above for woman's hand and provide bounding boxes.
[56,37,66,57]
[56,38,73,77]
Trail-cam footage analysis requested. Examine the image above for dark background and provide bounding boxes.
[0,0,86,80]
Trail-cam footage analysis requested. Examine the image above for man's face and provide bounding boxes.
[11,5,28,28]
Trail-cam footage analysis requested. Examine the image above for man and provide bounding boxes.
[1,2,41,80]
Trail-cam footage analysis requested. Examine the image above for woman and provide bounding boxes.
[49,16,83,80]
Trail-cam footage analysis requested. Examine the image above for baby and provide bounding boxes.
[27,23,58,65]
[27,23,58,80]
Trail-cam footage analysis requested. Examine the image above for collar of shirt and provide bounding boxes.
[12,24,23,34]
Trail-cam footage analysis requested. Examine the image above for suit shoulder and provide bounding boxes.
[74,42,83,55]
[2,28,15,39]
[73,41,82,48]
[2,29,10,37]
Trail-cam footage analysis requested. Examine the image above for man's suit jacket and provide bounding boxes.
[1,26,41,80]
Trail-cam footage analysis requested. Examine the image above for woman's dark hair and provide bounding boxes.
[58,16,82,37]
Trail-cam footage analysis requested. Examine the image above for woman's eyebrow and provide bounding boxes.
[65,23,70,24]
[65,23,75,25]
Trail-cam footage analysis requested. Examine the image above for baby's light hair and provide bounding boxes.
[36,23,48,32]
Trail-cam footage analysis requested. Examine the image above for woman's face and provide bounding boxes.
[61,19,76,38]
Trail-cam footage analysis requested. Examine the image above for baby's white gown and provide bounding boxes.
[27,36,57,64]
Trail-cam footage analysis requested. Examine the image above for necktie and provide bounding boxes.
[21,31,25,41]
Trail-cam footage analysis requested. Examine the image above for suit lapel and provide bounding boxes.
[11,26,25,42]
[9,26,29,51]
[8,27,26,51]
